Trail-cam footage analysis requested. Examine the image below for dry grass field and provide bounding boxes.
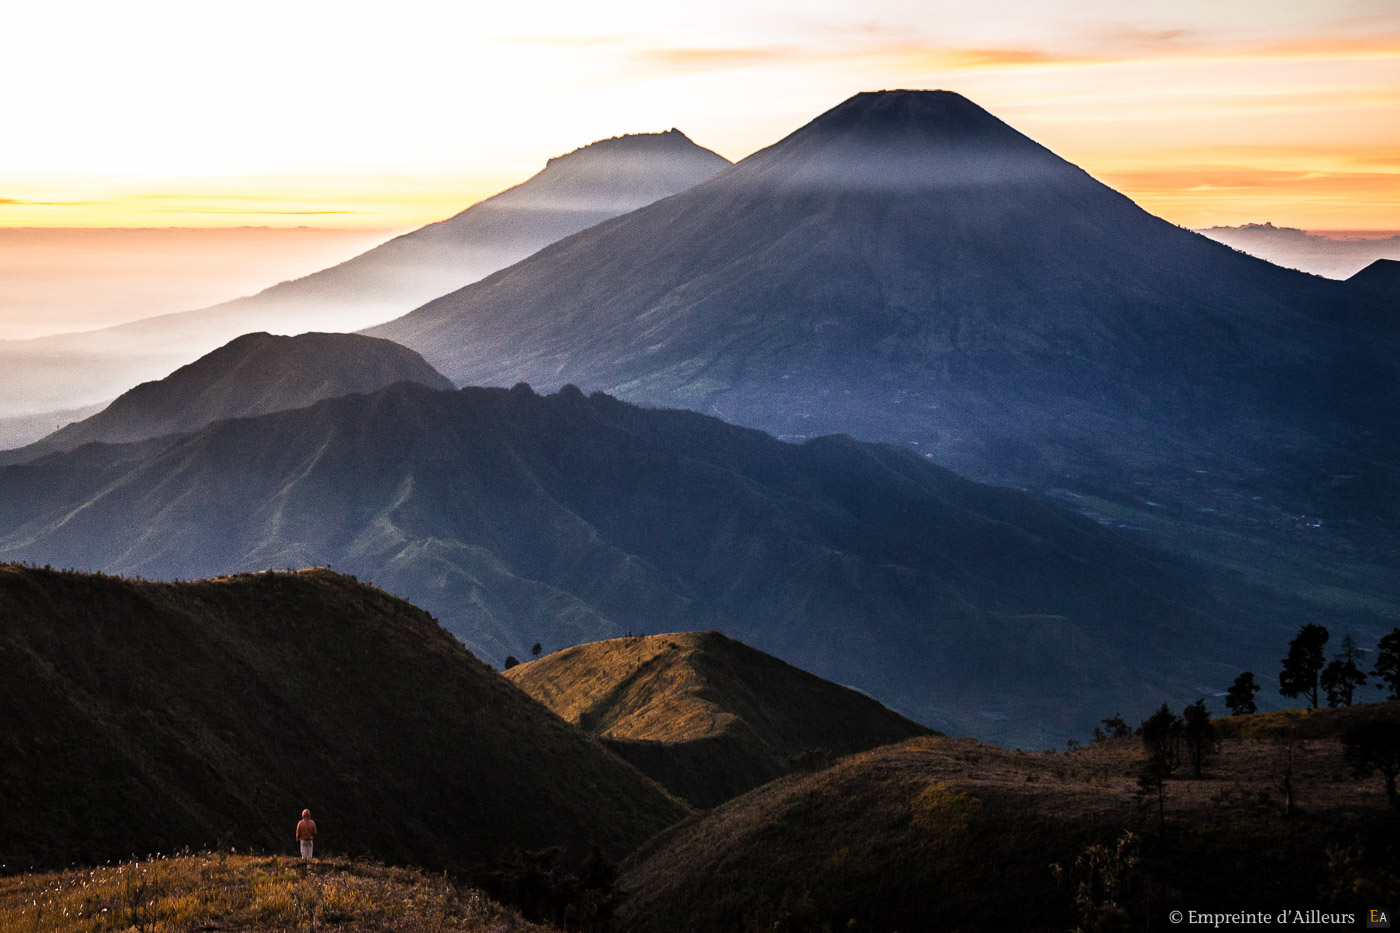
[505,632,931,807]
[0,853,554,933]
[620,703,1400,932]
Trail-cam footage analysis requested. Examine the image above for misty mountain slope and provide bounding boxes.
[0,332,452,464]
[0,402,106,452]
[0,130,729,422]
[367,91,1400,586]
[505,631,934,807]
[0,382,1310,746]
[240,129,731,326]
[0,564,686,871]
[1199,223,1400,279]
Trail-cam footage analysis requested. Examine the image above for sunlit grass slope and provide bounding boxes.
[506,632,933,807]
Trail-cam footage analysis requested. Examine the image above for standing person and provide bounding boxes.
[296,809,317,859]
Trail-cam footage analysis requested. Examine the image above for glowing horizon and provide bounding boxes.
[3,0,1396,232]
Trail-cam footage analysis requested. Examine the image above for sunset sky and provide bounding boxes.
[3,0,1398,231]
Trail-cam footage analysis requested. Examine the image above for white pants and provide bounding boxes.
[300,840,314,859]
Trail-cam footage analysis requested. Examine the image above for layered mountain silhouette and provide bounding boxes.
[0,564,685,871]
[505,631,933,806]
[0,332,451,464]
[0,130,729,424]
[0,382,1306,746]
[368,91,1400,605]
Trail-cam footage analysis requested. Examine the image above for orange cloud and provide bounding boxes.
[1097,160,1400,230]
[1247,35,1400,60]
[636,45,801,70]
[844,28,1400,74]
[909,47,1109,69]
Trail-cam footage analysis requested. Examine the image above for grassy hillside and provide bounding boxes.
[506,632,932,807]
[0,564,686,872]
[620,703,1400,932]
[0,853,554,933]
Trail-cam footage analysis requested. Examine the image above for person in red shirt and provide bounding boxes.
[296,809,317,859]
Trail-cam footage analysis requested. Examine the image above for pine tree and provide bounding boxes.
[1321,634,1367,707]
[1373,627,1400,700]
[1225,672,1260,716]
[1093,714,1131,743]
[1139,703,1182,775]
[1279,624,1329,708]
[1182,699,1216,778]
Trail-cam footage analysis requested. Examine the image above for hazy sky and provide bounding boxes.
[0,227,393,339]
[3,0,1397,230]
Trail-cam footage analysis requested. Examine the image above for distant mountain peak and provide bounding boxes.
[737,88,1072,191]
[1,331,451,461]
[798,89,1023,136]
[544,128,714,167]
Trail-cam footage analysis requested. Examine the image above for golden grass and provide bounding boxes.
[505,633,734,743]
[1211,702,1396,741]
[0,853,553,933]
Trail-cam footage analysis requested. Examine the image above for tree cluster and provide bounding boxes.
[1137,700,1215,779]
[1223,625,1400,716]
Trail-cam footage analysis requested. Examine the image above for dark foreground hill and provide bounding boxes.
[1348,258,1400,303]
[0,332,452,464]
[0,383,1307,746]
[0,130,728,424]
[0,854,556,933]
[368,90,1400,629]
[505,632,933,807]
[0,564,685,871]
[620,704,1400,933]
